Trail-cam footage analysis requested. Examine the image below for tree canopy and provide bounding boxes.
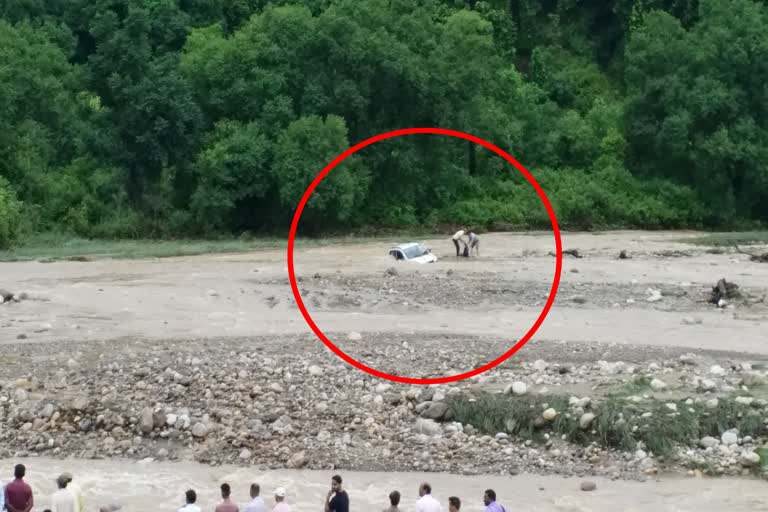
[1,0,766,246]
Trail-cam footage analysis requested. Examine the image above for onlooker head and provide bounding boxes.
[56,474,69,489]
[14,464,25,479]
[419,483,432,497]
[186,489,197,504]
[250,483,260,498]
[389,490,400,507]
[331,475,343,493]
[483,489,496,506]
[274,487,286,502]
[448,496,461,511]
[221,483,231,498]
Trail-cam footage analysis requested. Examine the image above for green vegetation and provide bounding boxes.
[449,393,766,457]
[1,0,767,247]
[0,229,446,261]
[682,232,768,247]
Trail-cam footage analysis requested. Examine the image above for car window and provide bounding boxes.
[403,245,425,259]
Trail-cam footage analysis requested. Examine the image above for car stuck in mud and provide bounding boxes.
[388,242,438,264]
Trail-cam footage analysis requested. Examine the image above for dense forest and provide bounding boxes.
[1,0,767,246]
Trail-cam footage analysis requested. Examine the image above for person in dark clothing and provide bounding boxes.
[325,475,349,512]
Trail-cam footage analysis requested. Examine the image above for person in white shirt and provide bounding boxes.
[414,483,442,512]
[451,229,466,257]
[61,473,83,512]
[51,474,78,512]
[178,489,202,512]
[467,232,479,257]
[242,483,266,512]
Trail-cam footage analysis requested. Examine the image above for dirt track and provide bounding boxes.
[2,231,767,369]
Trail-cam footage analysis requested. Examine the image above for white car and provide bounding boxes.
[388,242,438,264]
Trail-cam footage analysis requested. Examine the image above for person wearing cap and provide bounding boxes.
[50,474,77,512]
[272,487,291,512]
[61,473,83,512]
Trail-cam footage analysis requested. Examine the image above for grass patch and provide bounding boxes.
[0,229,445,261]
[607,376,653,398]
[685,460,719,474]
[682,231,768,247]
[448,393,767,457]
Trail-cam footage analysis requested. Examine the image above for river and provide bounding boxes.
[1,457,765,511]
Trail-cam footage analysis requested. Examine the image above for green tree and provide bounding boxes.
[624,0,768,222]
[0,177,22,248]
[190,121,273,233]
[275,115,369,232]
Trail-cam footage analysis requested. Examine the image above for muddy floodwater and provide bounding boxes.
[2,231,768,510]
[3,456,766,512]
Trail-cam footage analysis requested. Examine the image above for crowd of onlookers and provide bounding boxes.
[1,465,507,511]
[1,463,91,512]
[178,475,507,512]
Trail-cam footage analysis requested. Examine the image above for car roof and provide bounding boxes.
[390,242,423,250]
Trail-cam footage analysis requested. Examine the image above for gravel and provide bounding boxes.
[0,333,764,480]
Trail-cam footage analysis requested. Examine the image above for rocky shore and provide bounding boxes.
[0,333,765,481]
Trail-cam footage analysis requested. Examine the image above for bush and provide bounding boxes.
[0,178,22,248]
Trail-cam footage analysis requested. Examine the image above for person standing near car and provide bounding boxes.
[451,229,465,257]
[467,232,479,257]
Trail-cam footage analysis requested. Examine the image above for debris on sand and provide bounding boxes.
[646,288,663,302]
[618,250,630,259]
[549,249,582,258]
[734,245,768,263]
[0,289,13,304]
[654,250,693,258]
[708,279,741,305]
[67,255,90,262]
[385,267,398,277]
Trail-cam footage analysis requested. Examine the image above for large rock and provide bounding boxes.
[542,408,557,421]
[598,361,625,376]
[579,413,595,430]
[421,402,450,420]
[650,378,666,391]
[507,382,527,395]
[699,436,719,449]
[140,408,154,434]
[414,418,442,437]
[741,452,761,467]
[191,423,208,438]
[721,430,738,445]
[152,410,167,429]
[287,451,307,468]
[40,404,55,419]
